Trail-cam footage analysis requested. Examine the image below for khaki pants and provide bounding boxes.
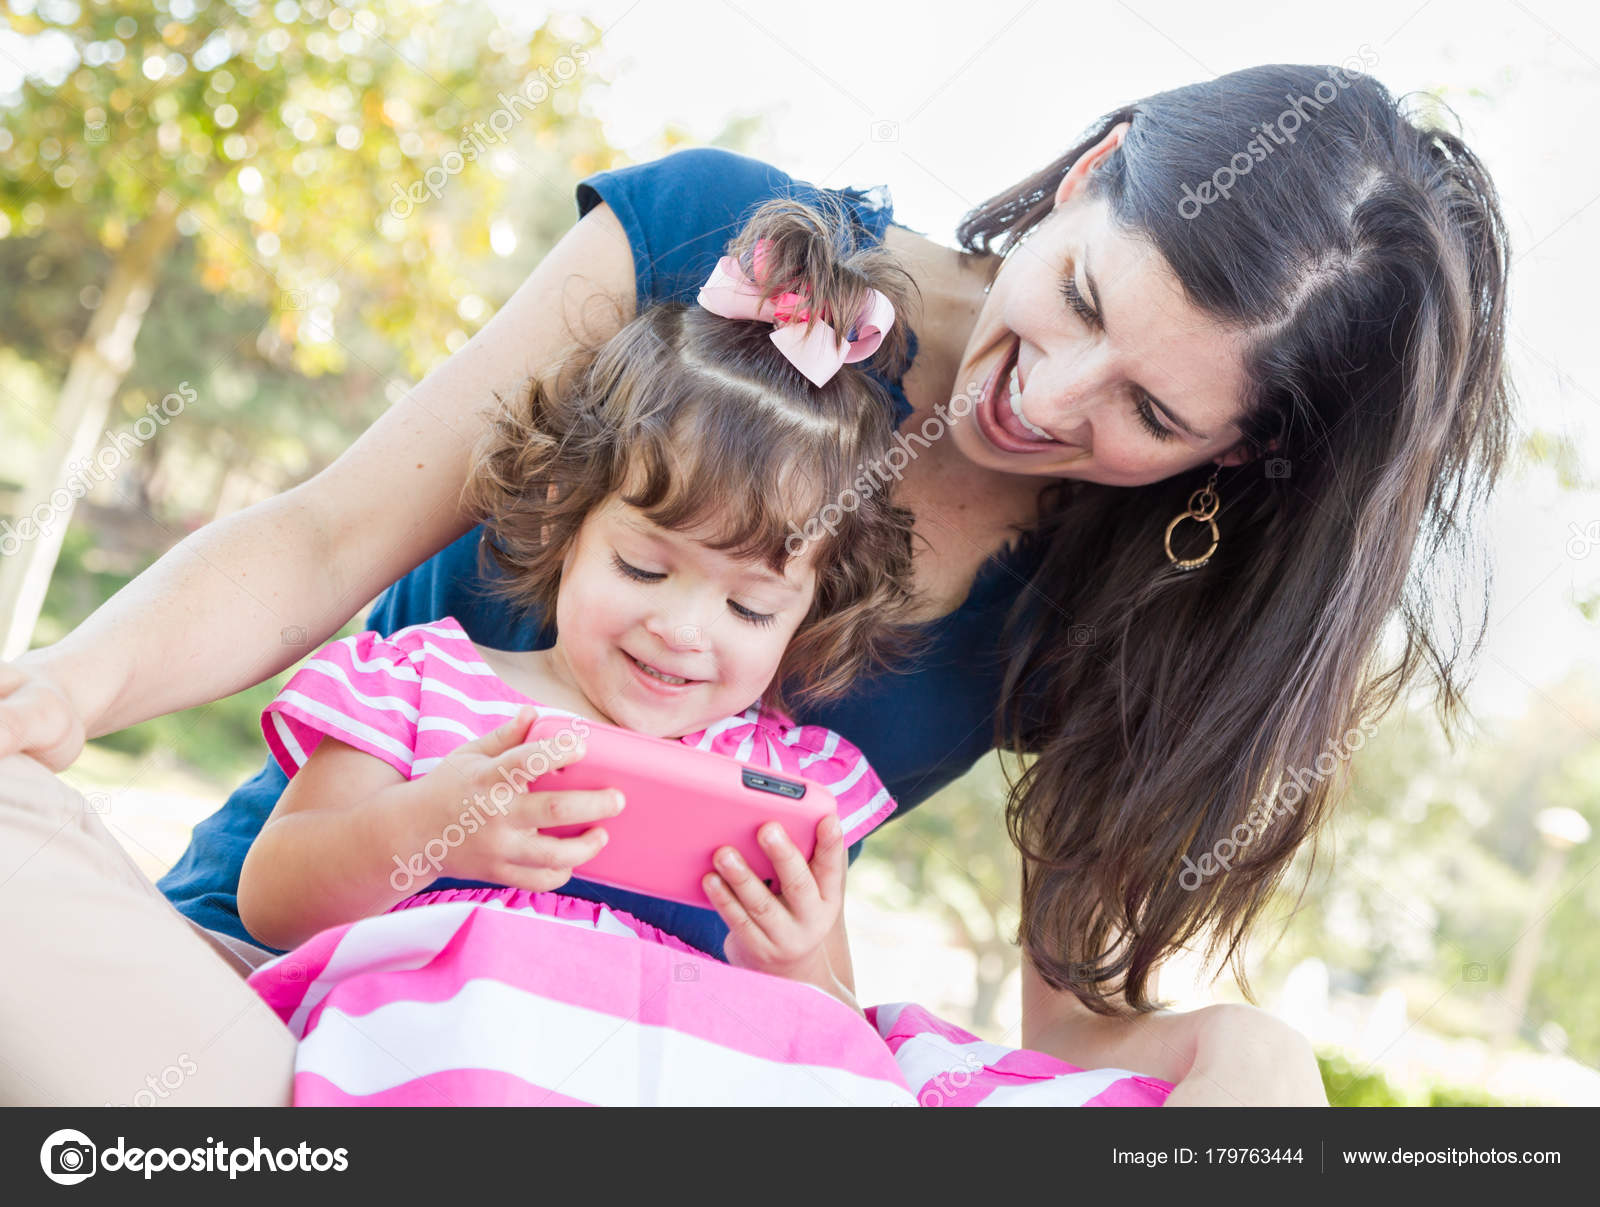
[0,754,295,1106]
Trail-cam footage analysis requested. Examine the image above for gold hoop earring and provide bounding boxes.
[1164,469,1221,570]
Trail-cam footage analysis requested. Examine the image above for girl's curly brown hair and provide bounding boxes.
[461,196,930,712]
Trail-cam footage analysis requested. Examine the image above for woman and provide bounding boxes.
[0,64,1509,1105]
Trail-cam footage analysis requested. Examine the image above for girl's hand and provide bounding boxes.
[414,706,624,893]
[705,814,848,998]
[0,658,85,770]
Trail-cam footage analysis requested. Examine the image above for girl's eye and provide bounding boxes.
[613,552,775,625]
[1134,393,1176,442]
[611,552,664,583]
[728,600,777,628]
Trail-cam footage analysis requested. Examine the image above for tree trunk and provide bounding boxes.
[0,201,180,659]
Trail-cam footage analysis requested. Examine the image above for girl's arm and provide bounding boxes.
[0,204,636,769]
[238,708,620,951]
[238,736,434,950]
[1019,958,1327,1105]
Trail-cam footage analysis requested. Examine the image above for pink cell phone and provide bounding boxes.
[525,712,838,908]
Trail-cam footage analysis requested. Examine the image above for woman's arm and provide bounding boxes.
[1020,957,1326,1105]
[0,204,636,768]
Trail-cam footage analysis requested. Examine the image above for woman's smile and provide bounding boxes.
[972,336,1081,457]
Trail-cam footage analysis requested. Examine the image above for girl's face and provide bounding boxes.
[948,123,1262,487]
[551,494,819,739]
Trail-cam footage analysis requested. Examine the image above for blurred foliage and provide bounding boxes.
[1318,1050,1511,1108]
[1259,674,1600,1066]
[1,0,619,379]
[857,753,1022,1028]
[0,0,650,780]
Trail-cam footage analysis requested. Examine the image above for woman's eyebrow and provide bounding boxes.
[1083,252,1212,441]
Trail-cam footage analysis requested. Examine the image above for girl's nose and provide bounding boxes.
[645,610,706,652]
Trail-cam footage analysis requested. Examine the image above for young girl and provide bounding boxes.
[237,199,1172,1106]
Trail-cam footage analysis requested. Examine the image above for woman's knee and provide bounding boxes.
[0,750,87,826]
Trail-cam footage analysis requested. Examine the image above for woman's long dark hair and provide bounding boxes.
[958,64,1513,1012]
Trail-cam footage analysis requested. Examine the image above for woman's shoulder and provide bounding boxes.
[576,147,897,309]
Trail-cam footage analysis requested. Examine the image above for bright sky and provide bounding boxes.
[542,0,1600,724]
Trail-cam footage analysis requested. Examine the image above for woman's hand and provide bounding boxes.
[704,814,854,1007]
[414,707,624,894]
[0,658,85,770]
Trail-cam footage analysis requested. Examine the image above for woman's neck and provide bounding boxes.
[881,224,1047,529]
[882,223,993,428]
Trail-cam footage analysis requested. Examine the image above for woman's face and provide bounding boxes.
[948,123,1260,487]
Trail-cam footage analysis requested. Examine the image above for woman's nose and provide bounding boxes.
[1030,346,1116,438]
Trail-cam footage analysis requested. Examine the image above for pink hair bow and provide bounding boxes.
[695,241,896,387]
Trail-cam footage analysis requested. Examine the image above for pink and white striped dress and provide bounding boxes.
[246,618,1172,1107]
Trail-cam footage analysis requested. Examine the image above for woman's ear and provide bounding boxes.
[1053,120,1131,208]
[1214,436,1279,468]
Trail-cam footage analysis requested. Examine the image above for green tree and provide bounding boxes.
[0,0,614,655]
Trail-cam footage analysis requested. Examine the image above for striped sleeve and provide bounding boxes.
[261,630,423,781]
[695,707,896,848]
[868,1002,1174,1107]
[787,724,897,847]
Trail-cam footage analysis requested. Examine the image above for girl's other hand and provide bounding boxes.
[416,706,624,894]
[0,658,85,770]
[705,814,846,989]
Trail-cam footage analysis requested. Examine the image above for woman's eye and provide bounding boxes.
[729,600,777,628]
[1134,394,1175,442]
[1059,268,1099,327]
[611,552,664,582]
